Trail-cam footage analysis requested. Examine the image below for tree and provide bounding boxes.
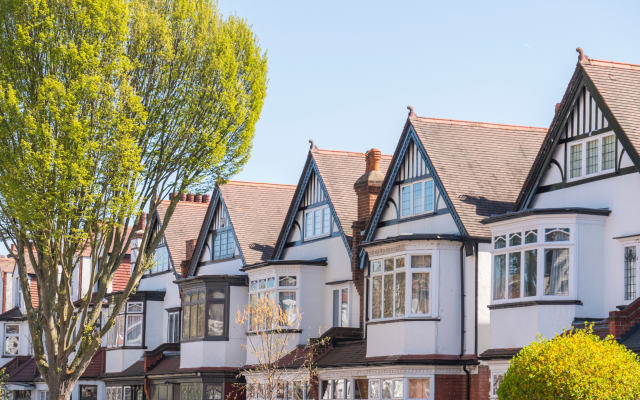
[235,296,329,400]
[0,0,267,398]
[498,325,640,400]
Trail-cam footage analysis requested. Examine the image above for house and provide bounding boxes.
[478,50,640,398]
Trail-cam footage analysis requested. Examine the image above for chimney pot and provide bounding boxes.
[195,194,202,203]
[365,149,382,173]
[136,212,147,232]
[202,195,210,203]
[180,193,186,201]
[186,193,194,202]
[10,244,16,254]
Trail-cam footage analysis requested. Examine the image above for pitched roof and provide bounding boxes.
[5,356,38,382]
[157,200,209,268]
[409,115,546,237]
[219,181,296,265]
[0,257,14,273]
[81,347,106,378]
[0,307,26,321]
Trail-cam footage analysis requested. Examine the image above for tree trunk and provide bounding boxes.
[46,374,75,400]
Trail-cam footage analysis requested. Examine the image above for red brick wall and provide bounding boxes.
[470,365,491,400]
[2,272,6,313]
[112,256,131,292]
[29,274,38,308]
[609,296,640,338]
[435,374,466,400]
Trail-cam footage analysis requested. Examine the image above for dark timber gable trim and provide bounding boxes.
[271,154,352,262]
[186,189,245,278]
[515,63,640,211]
[360,122,467,265]
[146,210,180,280]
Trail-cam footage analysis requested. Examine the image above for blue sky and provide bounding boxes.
[217,0,640,185]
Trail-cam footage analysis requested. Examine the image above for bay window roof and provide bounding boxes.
[480,207,611,225]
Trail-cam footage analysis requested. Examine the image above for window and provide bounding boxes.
[80,385,98,400]
[249,275,298,330]
[625,246,637,301]
[4,324,19,355]
[305,206,331,240]
[333,288,349,327]
[151,384,173,400]
[107,302,144,348]
[151,244,170,274]
[401,179,435,218]
[204,384,223,400]
[14,390,31,400]
[180,383,203,400]
[368,379,405,399]
[371,256,431,320]
[182,286,229,341]
[409,378,430,399]
[492,227,570,302]
[491,374,504,399]
[38,390,49,400]
[168,310,180,343]
[568,133,616,181]
[213,229,235,260]
[106,387,123,400]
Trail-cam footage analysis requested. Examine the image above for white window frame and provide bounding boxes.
[37,390,50,400]
[622,239,640,305]
[567,132,616,182]
[248,272,300,331]
[367,376,435,400]
[490,371,506,400]
[400,178,435,219]
[304,205,331,241]
[331,285,350,328]
[491,224,576,305]
[107,301,144,348]
[167,310,180,343]
[4,323,19,356]
[369,251,436,322]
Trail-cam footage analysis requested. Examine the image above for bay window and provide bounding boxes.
[568,133,616,181]
[401,179,435,218]
[492,226,571,302]
[305,206,331,240]
[248,275,298,330]
[370,255,431,320]
[107,301,144,348]
[182,286,229,341]
[366,377,433,400]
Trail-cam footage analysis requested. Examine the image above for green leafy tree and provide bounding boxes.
[0,0,267,398]
[498,325,640,400]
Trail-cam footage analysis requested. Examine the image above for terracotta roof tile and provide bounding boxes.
[0,258,14,273]
[81,347,106,378]
[410,116,546,237]
[6,357,38,382]
[219,181,296,265]
[157,200,209,268]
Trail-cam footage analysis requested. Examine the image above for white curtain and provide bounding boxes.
[126,315,142,346]
[546,249,569,295]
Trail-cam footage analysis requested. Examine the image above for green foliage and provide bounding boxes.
[498,325,640,400]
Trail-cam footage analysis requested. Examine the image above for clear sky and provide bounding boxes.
[217,0,640,185]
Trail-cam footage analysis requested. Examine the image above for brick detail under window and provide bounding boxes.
[434,374,467,400]
[608,297,640,339]
[470,365,491,400]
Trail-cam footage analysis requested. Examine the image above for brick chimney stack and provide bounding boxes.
[181,239,197,278]
[352,148,385,328]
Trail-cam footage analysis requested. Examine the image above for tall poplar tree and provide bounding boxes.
[0,0,267,398]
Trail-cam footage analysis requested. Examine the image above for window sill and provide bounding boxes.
[367,317,439,325]
[304,233,331,242]
[181,337,230,342]
[488,300,582,310]
[399,211,436,223]
[246,329,302,336]
[106,346,147,350]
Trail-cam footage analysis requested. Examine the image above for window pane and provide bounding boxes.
[305,212,313,238]
[249,294,258,331]
[127,303,143,313]
[372,277,382,319]
[369,381,380,399]
[208,304,224,337]
[382,380,392,399]
[493,255,506,300]
[182,304,190,339]
[625,246,637,301]
[372,261,382,273]
[117,315,125,346]
[5,335,18,354]
[393,380,403,398]
[226,231,234,258]
[508,253,521,299]
[383,274,394,318]
[586,139,598,174]
[314,209,322,236]
[333,290,340,327]
[395,272,406,317]
[411,255,431,268]
[323,207,330,234]
[209,290,225,299]
[190,304,198,339]
[279,276,297,287]
[525,229,538,244]
[197,302,205,337]
[126,315,143,346]
[267,277,275,288]
[384,259,394,272]
[424,180,434,211]
[570,143,582,178]
[341,288,349,327]
[494,235,506,249]
[409,379,430,399]
[259,279,266,289]
[412,272,429,314]
[602,135,615,170]
[401,186,411,216]
[334,380,344,400]
[205,385,222,400]
[279,292,297,325]
[396,257,405,269]
[524,250,537,297]
[509,233,521,247]
[413,182,422,214]
[213,233,220,260]
[5,325,18,334]
[545,228,570,242]
[545,248,570,296]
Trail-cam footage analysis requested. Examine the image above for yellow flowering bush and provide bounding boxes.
[498,325,640,400]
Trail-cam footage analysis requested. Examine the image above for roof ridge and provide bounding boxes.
[411,115,548,133]
[314,148,393,159]
[159,200,209,206]
[588,58,640,71]
[224,180,297,189]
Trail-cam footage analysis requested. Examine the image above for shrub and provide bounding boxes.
[498,325,640,400]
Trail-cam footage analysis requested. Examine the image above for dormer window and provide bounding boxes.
[305,206,330,240]
[400,179,434,218]
[213,229,235,260]
[151,243,170,274]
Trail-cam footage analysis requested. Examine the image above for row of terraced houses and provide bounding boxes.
[1,50,640,400]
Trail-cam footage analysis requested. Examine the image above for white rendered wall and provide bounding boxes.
[477,243,492,355]
[196,258,244,276]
